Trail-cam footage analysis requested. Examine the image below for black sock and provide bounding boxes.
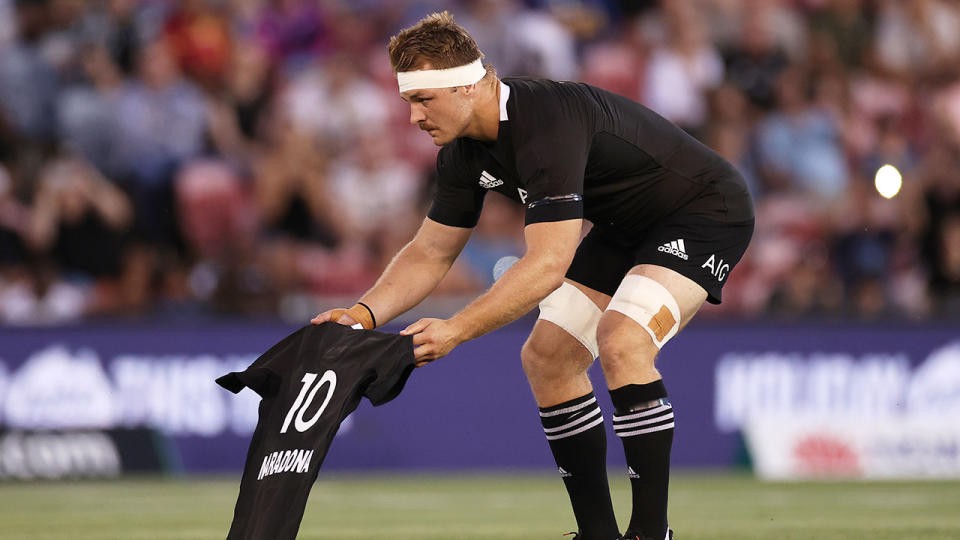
[539,393,620,540]
[610,380,674,540]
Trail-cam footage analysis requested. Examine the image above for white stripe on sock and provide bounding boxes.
[540,397,597,418]
[615,422,675,438]
[543,406,602,434]
[545,415,605,441]
[613,412,674,431]
[612,404,671,422]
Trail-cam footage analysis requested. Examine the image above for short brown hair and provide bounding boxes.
[388,11,485,73]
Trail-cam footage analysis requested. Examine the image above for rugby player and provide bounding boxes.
[313,11,753,540]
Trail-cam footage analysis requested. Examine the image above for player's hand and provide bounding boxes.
[311,309,358,327]
[401,318,464,367]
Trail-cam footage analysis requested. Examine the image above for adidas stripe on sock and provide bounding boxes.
[611,400,674,438]
[540,396,605,440]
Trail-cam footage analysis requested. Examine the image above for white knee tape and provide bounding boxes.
[606,275,681,349]
[538,282,602,359]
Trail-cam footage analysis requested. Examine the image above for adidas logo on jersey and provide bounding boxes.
[628,466,640,479]
[558,466,573,478]
[478,170,503,189]
[657,239,689,260]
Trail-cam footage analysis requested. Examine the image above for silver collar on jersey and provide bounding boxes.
[498,81,510,121]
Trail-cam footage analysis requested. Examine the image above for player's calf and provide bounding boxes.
[610,380,674,540]
[539,393,620,540]
[522,320,619,539]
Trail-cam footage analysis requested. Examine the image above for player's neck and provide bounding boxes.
[462,78,501,142]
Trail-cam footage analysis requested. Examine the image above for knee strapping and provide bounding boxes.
[538,282,602,359]
[606,275,681,349]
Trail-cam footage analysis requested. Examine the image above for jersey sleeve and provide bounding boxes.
[215,327,307,398]
[426,146,486,228]
[514,96,589,225]
[363,333,417,406]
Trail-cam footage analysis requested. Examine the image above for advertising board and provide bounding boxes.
[0,321,956,475]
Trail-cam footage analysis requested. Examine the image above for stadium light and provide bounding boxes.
[874,164,902,199]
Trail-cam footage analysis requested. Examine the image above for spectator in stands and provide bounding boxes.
[25,153,133,315]
[579,28,644,101]
[252,115,366,297]
[56,44,124,177]
[721,1,790,111]
[753,68,849,200]
[642,0,723,135]
[114,38,205,247]
[162,0,232,91]
[281,51,390,155]
[206,38,274,162]
[707,83,760,196]
[175,158,267,314]
[76,0,141,75]
[0,0,59,143]
[830,178,899,319]
[254,118,340,249]
[0,163,29,269]
[808,0,872,71]
[327,129,423,260]
[256,0,330,73]
[913,134,960,315]
[874,0,960,78]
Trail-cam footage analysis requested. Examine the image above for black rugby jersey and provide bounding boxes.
[216,323,416,540]
[429,77,754,237]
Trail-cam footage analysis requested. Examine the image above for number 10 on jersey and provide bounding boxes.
[281,371,337,433]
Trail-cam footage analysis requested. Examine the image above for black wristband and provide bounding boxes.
[357,302,376,329]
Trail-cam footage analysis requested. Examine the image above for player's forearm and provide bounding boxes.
[359,241,455,325]
[450,254,564,342]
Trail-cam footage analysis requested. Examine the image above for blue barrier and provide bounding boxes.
[0,320,957,473]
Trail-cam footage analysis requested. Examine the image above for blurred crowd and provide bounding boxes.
[0,0,959,325]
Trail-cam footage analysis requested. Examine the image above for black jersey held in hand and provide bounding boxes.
[217,323,417,540]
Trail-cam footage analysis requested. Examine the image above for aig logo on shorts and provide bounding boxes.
[702,254,729,282]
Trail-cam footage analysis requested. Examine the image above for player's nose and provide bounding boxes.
[409,104,426,125]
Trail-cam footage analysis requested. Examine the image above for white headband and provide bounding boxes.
[397,58,486,93]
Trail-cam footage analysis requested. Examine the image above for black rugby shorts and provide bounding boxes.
[565,215,754,305]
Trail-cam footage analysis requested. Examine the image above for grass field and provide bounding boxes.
[1,472,958,539]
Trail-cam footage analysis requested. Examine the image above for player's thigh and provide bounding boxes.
[599,213,754,355]
[597,264,708,365]
[528,223,633,367]
[522,279,611,379]
[525,227,631,381]
[628,263,708,328]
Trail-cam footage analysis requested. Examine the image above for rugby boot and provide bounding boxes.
[561,533,626,539]
[622,529,674,540]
